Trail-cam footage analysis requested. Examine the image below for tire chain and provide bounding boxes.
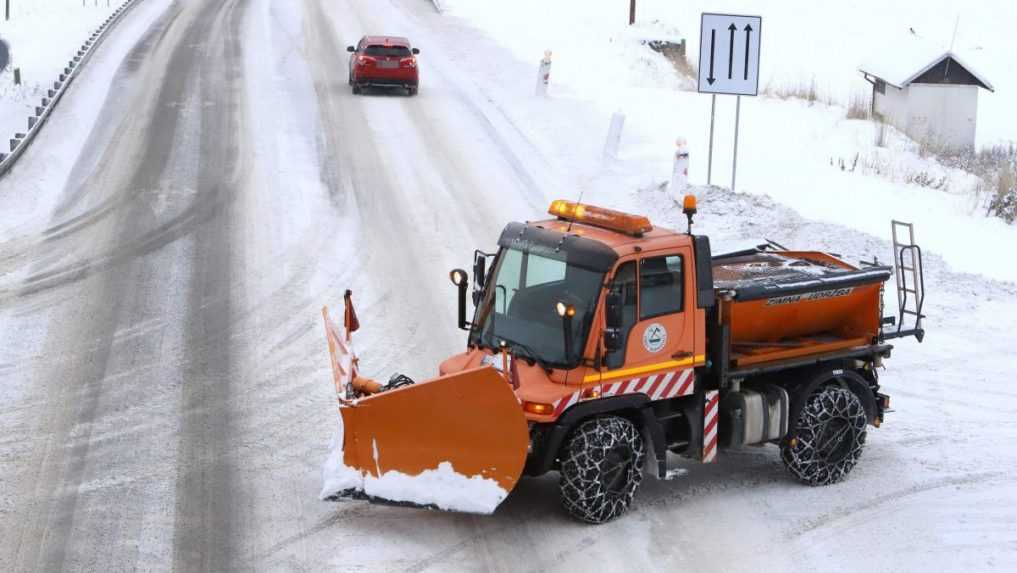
[559,416,646,523]
[782,386,868,486]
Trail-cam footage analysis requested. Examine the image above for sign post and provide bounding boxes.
[697,13,761,191]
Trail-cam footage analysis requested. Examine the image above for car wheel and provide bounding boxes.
[408,86,418,96]
[559,416,645,524]
[352,83,361,95]
[782,386,867,486]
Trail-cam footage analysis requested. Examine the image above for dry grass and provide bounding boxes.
[764,77,823,105]
[915,143,1017,224]
[846,91,871,120]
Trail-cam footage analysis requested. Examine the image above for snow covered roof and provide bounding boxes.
[858,34,994,92]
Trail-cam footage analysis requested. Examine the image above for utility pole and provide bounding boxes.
[629,0,635,25]
[5,0,10,22]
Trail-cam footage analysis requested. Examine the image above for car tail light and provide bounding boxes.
[357,56,374,66]
[400,57,417,68]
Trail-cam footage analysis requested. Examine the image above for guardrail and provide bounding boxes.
[0,0,143,180]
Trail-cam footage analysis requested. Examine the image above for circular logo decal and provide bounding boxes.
[642,323,667,353]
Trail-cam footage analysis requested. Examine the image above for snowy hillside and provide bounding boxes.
[442,0,1017,283]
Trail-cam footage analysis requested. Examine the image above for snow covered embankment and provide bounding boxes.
[0,0,120,155]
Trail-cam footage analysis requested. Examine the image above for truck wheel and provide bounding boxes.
[782,386,867,486]
[559,416,645,524]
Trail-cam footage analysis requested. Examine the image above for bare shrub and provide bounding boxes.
[988,162,1017,223]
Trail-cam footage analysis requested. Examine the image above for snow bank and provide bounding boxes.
[320,419,508,514]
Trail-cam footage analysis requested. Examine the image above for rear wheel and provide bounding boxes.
[352,83,361,94]
[559,416,645,524]
[408,86,418,96]
[782,386,867,486]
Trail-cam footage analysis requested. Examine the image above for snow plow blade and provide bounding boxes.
[337,366,529,513]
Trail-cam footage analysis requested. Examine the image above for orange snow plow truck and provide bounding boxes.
[322,198,926,523]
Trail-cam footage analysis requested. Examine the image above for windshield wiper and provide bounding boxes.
[496,335,553,371]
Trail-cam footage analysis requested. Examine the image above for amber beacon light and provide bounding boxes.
[547,200,653,236]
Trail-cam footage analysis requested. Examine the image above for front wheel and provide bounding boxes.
[782,386,867,486]
[559,416,645,524]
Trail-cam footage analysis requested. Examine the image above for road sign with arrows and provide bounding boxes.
[697,13,761,96]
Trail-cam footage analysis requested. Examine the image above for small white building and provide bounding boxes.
[860,40,994,150]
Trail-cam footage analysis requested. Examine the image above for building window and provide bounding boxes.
[875,79,886,95]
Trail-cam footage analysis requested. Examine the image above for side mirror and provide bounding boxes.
[473,255,487,290]
[449,269,469,330]
[346,46,356,53]
[605,290,623,329]
[471,256,487,307]
[603,290,623,353]
[411,48,420,55]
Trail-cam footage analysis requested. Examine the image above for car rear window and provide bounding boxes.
[364,45,411,57]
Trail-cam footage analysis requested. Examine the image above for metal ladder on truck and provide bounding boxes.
[887,220,926,341]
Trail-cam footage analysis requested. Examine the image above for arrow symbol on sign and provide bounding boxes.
[743,23,753,80]
[707,29,716,85]
[727,23,736,79]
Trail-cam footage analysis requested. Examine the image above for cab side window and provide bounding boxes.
[639,255,684,319]
[606,261,637,369]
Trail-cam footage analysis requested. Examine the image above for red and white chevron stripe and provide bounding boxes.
[702,390,720,463]
[550,369,695,417]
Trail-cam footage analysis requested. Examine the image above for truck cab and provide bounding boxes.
[440,201,710,425]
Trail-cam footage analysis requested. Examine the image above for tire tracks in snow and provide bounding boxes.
[787,470,1006,538]
[170,0,248,570]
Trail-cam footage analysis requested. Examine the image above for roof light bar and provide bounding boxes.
[548,200,653,236]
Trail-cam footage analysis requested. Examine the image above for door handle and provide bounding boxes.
[672,351,693,360]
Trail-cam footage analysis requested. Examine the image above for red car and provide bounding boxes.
[347,36,420,96]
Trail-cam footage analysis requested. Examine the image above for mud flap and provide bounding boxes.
[338,365,529,513]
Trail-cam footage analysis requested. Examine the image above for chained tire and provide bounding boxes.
[782,386,867,486]
[559,416,645,524]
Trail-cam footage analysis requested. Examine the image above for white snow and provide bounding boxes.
[362,463,508,514]
[319,421,509,514]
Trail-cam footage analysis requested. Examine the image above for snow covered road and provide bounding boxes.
[0,0,1015,572]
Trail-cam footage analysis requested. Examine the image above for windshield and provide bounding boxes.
[470,247,604,368]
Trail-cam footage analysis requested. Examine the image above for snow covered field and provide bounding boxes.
[0,0,118,139]
[0,0,1014,571]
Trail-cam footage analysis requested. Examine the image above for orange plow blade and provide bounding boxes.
[328,366,530,514]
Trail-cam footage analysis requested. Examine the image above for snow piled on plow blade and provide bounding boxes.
[319,420,510,514]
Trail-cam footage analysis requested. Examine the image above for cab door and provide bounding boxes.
[602,248,695,394]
